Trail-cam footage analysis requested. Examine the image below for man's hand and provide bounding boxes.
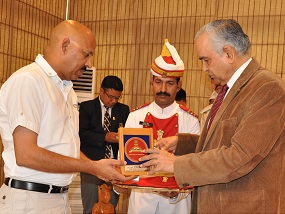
[93,159,133,182]
[157,136,178,151]
[139,148,176,175]
[105,132,119,143]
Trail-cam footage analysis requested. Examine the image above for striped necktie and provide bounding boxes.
[103,106,112,158]
[208,84,229,131]
[103,106,111,132]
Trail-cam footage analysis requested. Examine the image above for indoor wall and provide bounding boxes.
[0,0,284,213]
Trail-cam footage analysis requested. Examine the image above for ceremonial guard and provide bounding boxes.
[125,39,200,214]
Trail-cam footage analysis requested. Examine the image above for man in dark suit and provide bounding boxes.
[79,75,130,214]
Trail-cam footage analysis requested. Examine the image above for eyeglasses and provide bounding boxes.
[104,91,122,101]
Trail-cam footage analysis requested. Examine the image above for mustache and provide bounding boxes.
[81,65,87,71]
[156,91,170,96]
[81,65,92,71]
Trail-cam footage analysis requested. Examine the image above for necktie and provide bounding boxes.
[103,106,112,158]
[207,84,229,131]
[103,106,111,132]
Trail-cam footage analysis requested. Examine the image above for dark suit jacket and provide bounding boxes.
[174,58,285,213]
[79,97,129,161]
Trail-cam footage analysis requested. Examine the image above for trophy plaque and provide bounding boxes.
[119,127,153,175]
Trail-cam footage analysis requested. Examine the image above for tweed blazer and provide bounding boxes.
[174,58,285,213]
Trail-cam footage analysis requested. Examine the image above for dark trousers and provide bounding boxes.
[80,172,119,214]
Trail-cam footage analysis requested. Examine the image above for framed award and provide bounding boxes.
[118,127,154,175]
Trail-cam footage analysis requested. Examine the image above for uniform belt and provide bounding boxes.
[4,178,69,194]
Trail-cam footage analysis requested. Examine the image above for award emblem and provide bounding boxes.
[154,129,164,147]
[157,130,164,140]
[119,127,154,175]
[125,138,148,163]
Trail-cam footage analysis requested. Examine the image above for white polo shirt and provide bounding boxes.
[0,54,80,186]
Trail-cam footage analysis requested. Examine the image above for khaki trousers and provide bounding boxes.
[0,184,71,214]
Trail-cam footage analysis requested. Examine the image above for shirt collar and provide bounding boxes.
[35,54,57,77]
[225,58,252,96]
[99,96,113,110]
[99,96,105,108]
[35,54,73,95]
[153,101,177,114]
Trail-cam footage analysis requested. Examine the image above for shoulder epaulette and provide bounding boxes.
[179,104,199,119]
[131,102,151,112]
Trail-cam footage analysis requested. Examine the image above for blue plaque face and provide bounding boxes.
[119,128,153,175]
[123,135,150,173]
[124,135,150,164]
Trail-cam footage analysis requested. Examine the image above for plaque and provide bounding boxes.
[119,127,154,175]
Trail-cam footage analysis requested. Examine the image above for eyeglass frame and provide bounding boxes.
[104,90,122,101]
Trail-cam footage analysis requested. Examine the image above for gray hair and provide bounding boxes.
[195,19,251,56]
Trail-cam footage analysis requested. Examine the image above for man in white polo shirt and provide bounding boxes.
[0,20,129,213]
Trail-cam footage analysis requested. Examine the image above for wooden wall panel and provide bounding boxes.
[0,0,283,128]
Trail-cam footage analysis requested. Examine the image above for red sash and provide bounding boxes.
[143,112,178,140]
[135,112,190,190]
[123,176,192,189]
